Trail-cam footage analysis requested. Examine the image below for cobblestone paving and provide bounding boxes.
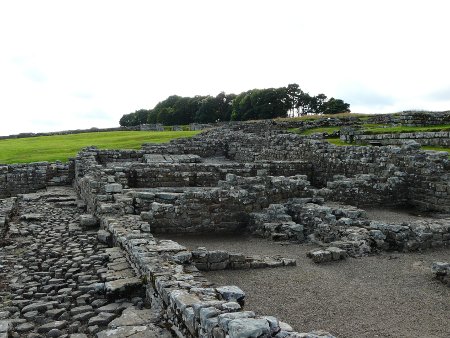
[0,187,172,338]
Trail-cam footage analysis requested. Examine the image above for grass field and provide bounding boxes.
[288,126,341,136]
[0,130,201,164]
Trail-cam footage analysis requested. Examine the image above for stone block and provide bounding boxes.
[105,183,123,193]
[227,318,270,338]
[216,286,245,306]
[327,247,347,260]
[79,214,98,228]
[97,230,112,244]
[105,278,142,296]
[432,262,450,276]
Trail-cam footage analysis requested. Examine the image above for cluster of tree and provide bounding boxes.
[119,84,350,126]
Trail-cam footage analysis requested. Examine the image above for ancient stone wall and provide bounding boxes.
[367,111,450,126]
[0,196,17,238]
[341,131,450,146]
[7,121,448,212]
[277,115,361,131]
[222,130,450,211]
[116,161,312,189]
[140,174,312,234]
[0,161,74,198]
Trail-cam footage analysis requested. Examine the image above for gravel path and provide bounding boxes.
[163,234,450,338]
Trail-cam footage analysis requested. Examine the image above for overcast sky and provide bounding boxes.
[1,0,449,136]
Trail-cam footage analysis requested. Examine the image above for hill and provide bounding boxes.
[0,130,200,164]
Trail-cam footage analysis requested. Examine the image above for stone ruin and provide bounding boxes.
[0,118,450,337]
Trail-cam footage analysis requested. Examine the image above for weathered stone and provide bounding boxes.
[79,214,98,228]
[105,278,142,295]
[105,184,122,194]
[97,230,112,244]
[216,286,245,306]
[37,320,67,333]
[227,318,270,338]
[88,312,116,326]
[108,308,160,328]
[96,324,172,338]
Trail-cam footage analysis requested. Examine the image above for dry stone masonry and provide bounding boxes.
[1,114,450,337]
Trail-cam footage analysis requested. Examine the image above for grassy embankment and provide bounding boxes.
[0,130,201,164]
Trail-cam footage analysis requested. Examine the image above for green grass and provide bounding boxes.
[0,130,201,164]
[326,138,366,146]
[289,126,341,136]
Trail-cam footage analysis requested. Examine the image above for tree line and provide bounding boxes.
[119,83,350,127]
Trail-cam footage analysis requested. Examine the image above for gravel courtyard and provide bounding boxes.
[164,230,450,338]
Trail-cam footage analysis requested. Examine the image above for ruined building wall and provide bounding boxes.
[366,111,450,126]
[0,161,74,198]
[222,131,450,211]
[341,131,450,147]
[2,121,450,213]
[113,162,312,189]
[140,174,313,234]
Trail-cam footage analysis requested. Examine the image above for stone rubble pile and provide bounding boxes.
[250,203,305,241]
[432,262,450,287]
[251,197,450,258]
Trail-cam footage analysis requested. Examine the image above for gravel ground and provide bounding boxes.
[362,206,440,223]
[162,233,450,338]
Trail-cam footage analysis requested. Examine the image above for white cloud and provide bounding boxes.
[0,0,450,135]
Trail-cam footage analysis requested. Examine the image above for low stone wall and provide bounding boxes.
[142,135,226,158]
[0,196,18,238]
[140,123,164,131]
[278,115,361,131]
[307,247,347,263]
[190,247,296,271]
[340,131,450,146]
[99,213,330,337]
[0,161,74,198]
[95,149,146,164]
[367,111,450,126]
